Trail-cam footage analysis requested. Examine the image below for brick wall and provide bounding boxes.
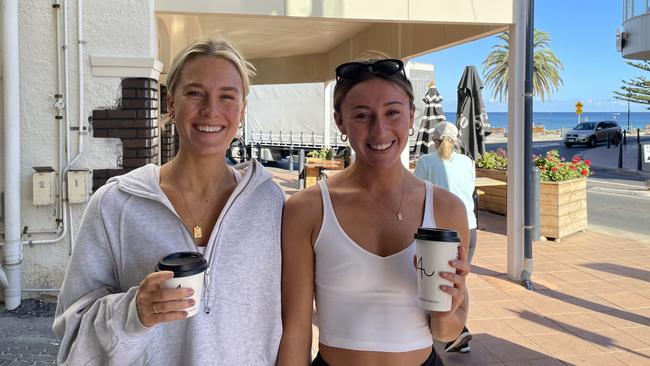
[160,122,177,164]
[91,78,160,191]
[159,84,179,165]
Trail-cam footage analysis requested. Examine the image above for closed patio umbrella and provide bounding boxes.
[414,83,446,157]
[456,65,488,161]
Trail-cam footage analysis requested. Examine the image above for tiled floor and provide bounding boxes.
[438,211,650,366]
[270,168,650,365]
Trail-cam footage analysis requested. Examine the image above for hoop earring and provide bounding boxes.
[409,127,415,136]
[340,133,348,142]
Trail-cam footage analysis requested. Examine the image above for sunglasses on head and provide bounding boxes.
[335,59,406,82]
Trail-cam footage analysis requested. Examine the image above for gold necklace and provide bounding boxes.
[170,161,215,239]
[366,169,407,221]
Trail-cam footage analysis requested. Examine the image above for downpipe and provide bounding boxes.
[67,0,86,170]
[2,0,23,310]
[521,0,535,291]
[63,0,86,254]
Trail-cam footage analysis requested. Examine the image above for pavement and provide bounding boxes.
[439,212,650,366]
[581,141,650,179]
[1,150,649,365]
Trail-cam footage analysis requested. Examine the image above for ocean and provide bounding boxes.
[486,112,650,132]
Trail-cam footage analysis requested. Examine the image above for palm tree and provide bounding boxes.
[482,30,564,102]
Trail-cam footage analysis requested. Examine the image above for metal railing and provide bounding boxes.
[623,0,650,21]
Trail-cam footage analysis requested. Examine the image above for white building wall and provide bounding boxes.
[1,0,156,298]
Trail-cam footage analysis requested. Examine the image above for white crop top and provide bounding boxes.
[314,180,436,352]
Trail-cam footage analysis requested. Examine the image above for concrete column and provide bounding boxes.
[506,0,527,281]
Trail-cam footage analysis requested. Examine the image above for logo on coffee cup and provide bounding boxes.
[416,256,436,279]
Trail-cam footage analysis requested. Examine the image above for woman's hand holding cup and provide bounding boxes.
[136,271,195,328]
[430,244,470,320]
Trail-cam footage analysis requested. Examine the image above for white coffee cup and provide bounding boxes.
[156,251,208,317]
[414,228,460,312]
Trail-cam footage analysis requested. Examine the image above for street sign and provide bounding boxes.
[575,101,583,115]
[644,144,650,163]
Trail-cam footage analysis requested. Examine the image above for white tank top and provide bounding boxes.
[314,180,436,352]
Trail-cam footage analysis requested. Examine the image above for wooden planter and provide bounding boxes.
[539,178,587,241]
[475,169,588,241]
[304,158,344,188]
[475,168,508,215]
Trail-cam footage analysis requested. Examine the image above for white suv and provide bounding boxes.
[563,121,622,148]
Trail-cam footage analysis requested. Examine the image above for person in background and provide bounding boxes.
[278,54,470,366]
[414,121,476,353]
[53,39,284,365]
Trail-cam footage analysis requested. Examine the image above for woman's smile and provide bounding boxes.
[368,140,395,152]
[194,124,226,133]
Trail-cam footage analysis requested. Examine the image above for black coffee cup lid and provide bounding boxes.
[156,251,208,277]
[414,228,460,242]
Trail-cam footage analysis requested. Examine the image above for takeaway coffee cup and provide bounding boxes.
[156,251,208,317]
[414,228,460,312]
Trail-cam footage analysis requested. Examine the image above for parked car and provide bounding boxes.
[563,121,622,148]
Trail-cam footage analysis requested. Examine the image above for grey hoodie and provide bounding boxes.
[53,160,284,365]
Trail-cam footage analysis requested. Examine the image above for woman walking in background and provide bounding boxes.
[414,121,476,353]
[54,39,284,365]
[278,54,470,366]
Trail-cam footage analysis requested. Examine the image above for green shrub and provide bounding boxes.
[307,148,334,160]
[476,150,508,171]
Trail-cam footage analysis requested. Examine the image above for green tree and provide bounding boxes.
[613,61,650,110]
[482,30,564,102]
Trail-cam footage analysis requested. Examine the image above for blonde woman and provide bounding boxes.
[54,39,284,365]
[414,121,476,353]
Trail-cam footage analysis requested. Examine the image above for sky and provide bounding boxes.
[413,0,649,113]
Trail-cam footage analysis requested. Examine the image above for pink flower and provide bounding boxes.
[585,160,590,166]
[581,169,588,176]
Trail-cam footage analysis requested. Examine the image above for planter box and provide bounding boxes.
[475,168,507,215]
[539,178,587,241]
[304,158,344,188]
[475,169,588,241]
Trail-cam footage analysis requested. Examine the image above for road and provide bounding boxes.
[587,173,650,239]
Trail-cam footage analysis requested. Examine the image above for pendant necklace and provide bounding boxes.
[367,169,407,221]
[171,162,216,240]
[175,181,212,239]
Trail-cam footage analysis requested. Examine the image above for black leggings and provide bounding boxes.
[311,349,443,366]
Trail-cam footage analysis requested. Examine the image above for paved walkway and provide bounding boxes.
[438,212,650,366]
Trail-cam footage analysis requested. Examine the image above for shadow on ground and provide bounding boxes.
[434,333,573,366]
